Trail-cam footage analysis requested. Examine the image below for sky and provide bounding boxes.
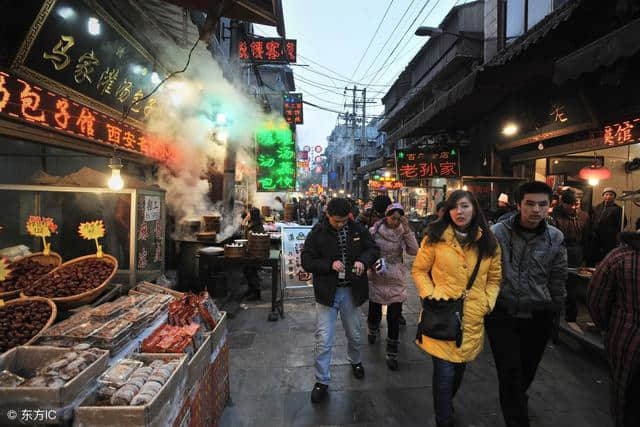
[256,0,473,150]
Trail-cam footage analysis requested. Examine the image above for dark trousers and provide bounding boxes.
[367,301,402,340]
[432,356,466,427]
[485,307,554,427]
[564,278,578,322]
[624,371,640,427]
[243,266,260,292]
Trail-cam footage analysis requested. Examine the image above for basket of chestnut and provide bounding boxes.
[0,297,57,354]
[0,252,62,300]
[21,255,118,309]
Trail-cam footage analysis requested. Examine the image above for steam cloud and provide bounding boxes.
[144,45,274,241]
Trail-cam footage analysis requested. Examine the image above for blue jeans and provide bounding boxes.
[432,356,466,426]
[315,287,363,384]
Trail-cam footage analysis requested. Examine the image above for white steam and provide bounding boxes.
[144,45,270,241]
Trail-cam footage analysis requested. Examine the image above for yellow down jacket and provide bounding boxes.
[411,225,502,363]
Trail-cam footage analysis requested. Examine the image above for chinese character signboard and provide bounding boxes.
[284,93,303,124]
[369,180,403,190]
[12,1,166,123]
[395,148,459,180]
[256,122,296,192]
[0,70,176,163]
[239,38,297,63]
[603,117,640,147]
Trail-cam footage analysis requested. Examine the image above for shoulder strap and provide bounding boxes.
[466,252,483,291]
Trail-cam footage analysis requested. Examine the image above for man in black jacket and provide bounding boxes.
[591,187,626,263]
[302,198,380,403]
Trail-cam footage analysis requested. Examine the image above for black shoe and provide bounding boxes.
[399,314,406,326]
[351,363,365,379]
[386,357,398,371]
[311,382,328,403]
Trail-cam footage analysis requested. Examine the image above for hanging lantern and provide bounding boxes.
[579,155,611,186]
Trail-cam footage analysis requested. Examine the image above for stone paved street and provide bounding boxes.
[220,258,611,427]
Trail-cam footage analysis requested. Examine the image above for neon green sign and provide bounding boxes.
[256,121,296,192]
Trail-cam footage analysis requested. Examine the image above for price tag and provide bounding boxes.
[26,216,57,238]
[0,258,11,281]
[78,220,105,240]
[78,220,105,258]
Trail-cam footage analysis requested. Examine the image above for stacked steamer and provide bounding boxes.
[284,203,295,222]
[224,243,245,258]
[247,232,270,258]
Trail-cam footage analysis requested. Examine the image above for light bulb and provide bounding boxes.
[57,7,75,19]
[538,143,544,150]
[482,157,487,166]
[88,17,101,35]
[502,123,518,136]
[384,171,391,178]
[108,169,124,190]
[462,185,468,191]
[150,72,161,84]
[588,178,599,186]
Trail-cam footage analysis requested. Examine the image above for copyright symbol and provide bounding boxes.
[7,410,17,420]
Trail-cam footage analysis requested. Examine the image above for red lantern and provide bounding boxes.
[579,162,611,186]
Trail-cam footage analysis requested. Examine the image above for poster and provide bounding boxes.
[280,226,313,287]
[144,196,161,221]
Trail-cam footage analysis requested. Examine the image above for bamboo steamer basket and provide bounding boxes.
[21,254,118,309]
[1,296,58,351]
[0,251,62,299]
[224,244,246,258]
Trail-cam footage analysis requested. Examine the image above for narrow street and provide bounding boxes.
[220,258,611,427]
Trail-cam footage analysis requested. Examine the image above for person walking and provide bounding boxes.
[243,207,265,301]
[301,198,380,404]
[549,188,590,328]
[412,190,502,427]
[587,229,640,427]
[367,203,419,370]
[486,181,568,427]
[591,187,626,263]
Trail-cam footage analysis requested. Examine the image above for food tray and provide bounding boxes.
[0,346,109,411]
[0,297,57,352]
[74,353,188,427]
[0,251,62,298]
[21,254,118,309]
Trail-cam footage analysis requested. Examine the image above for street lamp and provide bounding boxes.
[415,26,482,42]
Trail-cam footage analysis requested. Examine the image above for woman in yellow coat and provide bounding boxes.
[412,190,502,427]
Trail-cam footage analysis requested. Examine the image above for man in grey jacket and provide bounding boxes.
[486,181,568,427]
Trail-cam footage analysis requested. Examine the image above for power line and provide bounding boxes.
[357,0,418,81]
[350,0,396,80]
[365,0,435,89]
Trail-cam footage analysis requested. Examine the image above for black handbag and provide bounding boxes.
[417,254,483,348]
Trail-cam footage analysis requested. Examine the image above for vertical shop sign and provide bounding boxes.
[396,148,460,180]
[283,93,303,124]
[256,122,296,192]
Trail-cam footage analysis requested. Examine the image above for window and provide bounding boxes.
[528,0,553,30]
[505,0,560,44]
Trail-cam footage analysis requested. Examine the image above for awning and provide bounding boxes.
[163,0,285,37]
[355,157,395,175]
[553,16,640,85]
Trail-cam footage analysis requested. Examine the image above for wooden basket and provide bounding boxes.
[1,296,57,350]
[21,254,118,309]
[0,251,62,299]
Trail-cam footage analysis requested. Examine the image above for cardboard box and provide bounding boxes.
[0,346,109,410]
[74,353,188,427]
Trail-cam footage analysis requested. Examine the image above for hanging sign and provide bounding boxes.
[396,148,460,180]
[283,93,303,124]
[0,71,177,163]
[26,216,58,256]
[314,145,323,153]
[12,1,166,123]
[78,220,106,258]
[256,121,296,192]
[239,37,297,63]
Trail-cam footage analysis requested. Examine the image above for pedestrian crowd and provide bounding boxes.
[300,181,639,427]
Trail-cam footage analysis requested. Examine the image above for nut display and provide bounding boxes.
[24,258,114,298]
[0,258,54,292]
[0,300,52,353]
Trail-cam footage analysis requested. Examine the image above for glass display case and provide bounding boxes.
[0,185,165,286]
